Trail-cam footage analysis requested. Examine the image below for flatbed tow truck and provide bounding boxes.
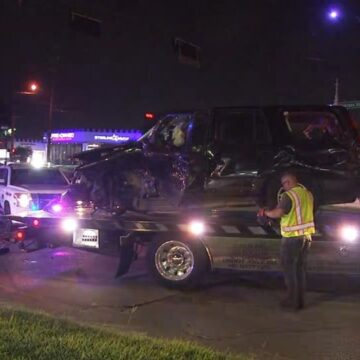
[1,202,360,289]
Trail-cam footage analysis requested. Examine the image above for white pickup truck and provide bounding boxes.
[0,164,69,215]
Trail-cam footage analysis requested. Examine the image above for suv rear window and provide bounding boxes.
[283,111,345,145]
[10,169,68,186]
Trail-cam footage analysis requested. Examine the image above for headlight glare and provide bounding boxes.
[188,220,205,236]
[339,225,359,243]
[14,193,31,208]
[61,218,78,232]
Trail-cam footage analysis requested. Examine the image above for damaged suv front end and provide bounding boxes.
[67,112,209,213]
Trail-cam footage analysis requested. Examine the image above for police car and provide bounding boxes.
[0,164,69,215]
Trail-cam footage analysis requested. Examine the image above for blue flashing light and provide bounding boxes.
[31,204,39,211]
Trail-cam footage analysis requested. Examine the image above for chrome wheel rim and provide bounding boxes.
[155,241,194,281]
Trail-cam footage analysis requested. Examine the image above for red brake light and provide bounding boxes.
[15,231,25,241]
[145,112,154,120]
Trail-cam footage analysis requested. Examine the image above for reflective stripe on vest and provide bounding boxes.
[280,186,315,238]
[282,222,315,232]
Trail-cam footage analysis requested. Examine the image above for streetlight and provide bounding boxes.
[29,82,38,93]
[324,5,359,103]
[11,79,55,163]
[326,6,360,24]
[327,9,341,21]
[10,81,40,154]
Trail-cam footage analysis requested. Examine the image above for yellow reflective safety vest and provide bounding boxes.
[280,185,315,238]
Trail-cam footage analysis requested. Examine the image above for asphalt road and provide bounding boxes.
[1,243,360,360]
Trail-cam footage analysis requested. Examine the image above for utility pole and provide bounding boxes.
[333,78,339,105]
[10,92,15,152]
[46,77,55,163]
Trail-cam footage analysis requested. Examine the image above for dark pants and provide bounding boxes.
[0,241,9,255]
[280,236,311,309]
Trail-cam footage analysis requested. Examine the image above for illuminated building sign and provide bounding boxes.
[51,132,75,141]
[48,130,142,144]
[94,134,130,142]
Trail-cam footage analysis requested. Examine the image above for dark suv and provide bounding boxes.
[68,105,360,213]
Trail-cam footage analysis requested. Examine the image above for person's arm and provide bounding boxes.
[264,193,292,219]
[264,207,285,219]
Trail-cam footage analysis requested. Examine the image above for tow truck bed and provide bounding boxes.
[2,205,360,288]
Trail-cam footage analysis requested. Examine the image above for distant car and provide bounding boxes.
[67,105,360,213]
[0,164,69,215]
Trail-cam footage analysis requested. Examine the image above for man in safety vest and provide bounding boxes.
[258,171,315,310]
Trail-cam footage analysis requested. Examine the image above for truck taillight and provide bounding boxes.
[14,230,25,241]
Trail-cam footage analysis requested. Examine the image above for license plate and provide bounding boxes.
[73,228,99,249]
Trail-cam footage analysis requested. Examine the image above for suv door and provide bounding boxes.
[205,108,261,204]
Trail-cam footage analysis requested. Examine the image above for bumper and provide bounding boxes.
[0,213,121,254]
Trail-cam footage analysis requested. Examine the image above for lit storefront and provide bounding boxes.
[45,129,142,164]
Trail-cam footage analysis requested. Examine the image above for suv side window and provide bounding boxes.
[215,110,256,154]
[0,169,8,185]
[255,112,272,144]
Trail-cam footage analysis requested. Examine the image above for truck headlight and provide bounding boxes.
[61,218,78,232]
[339,225,359,243]
[51,203,63,213]
[188,220,205,236]
[14,193,32,208]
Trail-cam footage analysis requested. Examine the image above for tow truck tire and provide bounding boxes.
[147,235,210,290]
[4,202,11,215]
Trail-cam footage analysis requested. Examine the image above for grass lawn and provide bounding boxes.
[0,308,252,360]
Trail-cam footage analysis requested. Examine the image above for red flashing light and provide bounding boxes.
[15,231,25,241]
[145,112,155,120]
[32,219,40,228]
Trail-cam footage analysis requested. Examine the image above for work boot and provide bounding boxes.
[296,295,305,310]
[280,297,294,309]
[281,297,305,310]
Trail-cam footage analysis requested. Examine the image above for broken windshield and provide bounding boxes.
[139,114,192,150]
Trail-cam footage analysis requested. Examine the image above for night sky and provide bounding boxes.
[0,0,359,138]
